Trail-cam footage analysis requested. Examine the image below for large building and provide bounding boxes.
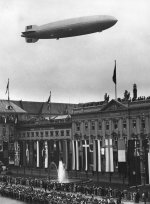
[0,85,150,186]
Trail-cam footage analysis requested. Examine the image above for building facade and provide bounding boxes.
[0,90,150,186]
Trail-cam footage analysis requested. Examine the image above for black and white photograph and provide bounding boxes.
[0,0,150,204]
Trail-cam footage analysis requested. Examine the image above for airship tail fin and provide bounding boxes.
[25,37,39,43]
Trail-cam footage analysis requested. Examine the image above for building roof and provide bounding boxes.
[12,100,76,115]
[0,100,26,114]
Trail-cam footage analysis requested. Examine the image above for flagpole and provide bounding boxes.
[8,78,10,101]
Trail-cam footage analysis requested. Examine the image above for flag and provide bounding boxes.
[105,138,114,172]
[45,141,48,168]
[112,61,116,84]
[36,141,39,167]
[118,138,126,162]
[26,143,29,165]
[148,152,150,184]
[72,140,79,170]
[47,91,51,111]
[5,79,9,94]
[62,140,68,169]
[127,140,141,186]
[118,138,127,175]
[82,140,89,171]
[93,140,101,172]
[0,141,3,152]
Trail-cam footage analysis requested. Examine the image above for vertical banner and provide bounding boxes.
[72,140,76,170]
[0,141,3,152]
[39,141,43,168]
[29,141,34,167]
[14,141,20,166]
[36,141,39,167]
[82,140,89,171]
[63,140,68,169]
[105,138,114,172]
[45,141,48,168]
[148,152,150,184]
[127,140,141,186]
[67,140,71,170]
[118,138,126,162]
[19,141,23,166]
[9,142,15,165]
[26,142,30,166]
[93,140,101,172]
[118,138,127,175]
[23,141,26,166]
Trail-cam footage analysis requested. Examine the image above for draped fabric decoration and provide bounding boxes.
[52,140,60,167]
[26,142,30,166]
[76,140,79,170]
[19,141,23,166]
[39,141,43,168]
[72,140,75,170]
[105,138,114,172]
[67,140,72,171]
[14,141,20,166]
[82,140,90,171]
[36,141,39,167]
[8,142,15,165]
[142,139,149,184]
[45,141,48,168]
[93,140,101,172]
[148,152,150,184]
[33,141,37,167]
[23,141,26,166]
[127,140,141,186]
[118,138,127,175]
[29,141,34,167]
[41,141,45,168]
[62,140,68,170]
[72,140,80,170]
[48,140,54,165]
[118,138,126,162]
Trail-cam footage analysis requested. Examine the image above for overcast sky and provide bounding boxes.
[0,0,150,104]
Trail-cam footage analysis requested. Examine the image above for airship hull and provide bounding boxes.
[21,15,117,43]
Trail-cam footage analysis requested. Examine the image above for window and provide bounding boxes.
[114,137,118,148]
[55,131,59,137]
[91,121,95,130]
[45,131,49,137]
[132,119,136,128]
[66,130,70,136]
[141,117,145,129]
[85,122,88,130]
[23,132,26,137]
[27,25,32,29]
[123,119,127,129]
[76,123,80,131]
[61,130,64,136]
[98,121,102,130]
[106,121,109,130]
[50,131,53,137]
[31,132,34,137]
[114,120,118,129]
[40,132,43,137]
[27,132,30,137]
[36,132,39,137]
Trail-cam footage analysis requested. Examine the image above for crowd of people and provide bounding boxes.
[0,175,149,204]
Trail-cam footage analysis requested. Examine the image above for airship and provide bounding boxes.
[21,15,117,43]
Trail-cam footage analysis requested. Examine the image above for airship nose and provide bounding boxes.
[101,16,118,30]
[107,16,118,28]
